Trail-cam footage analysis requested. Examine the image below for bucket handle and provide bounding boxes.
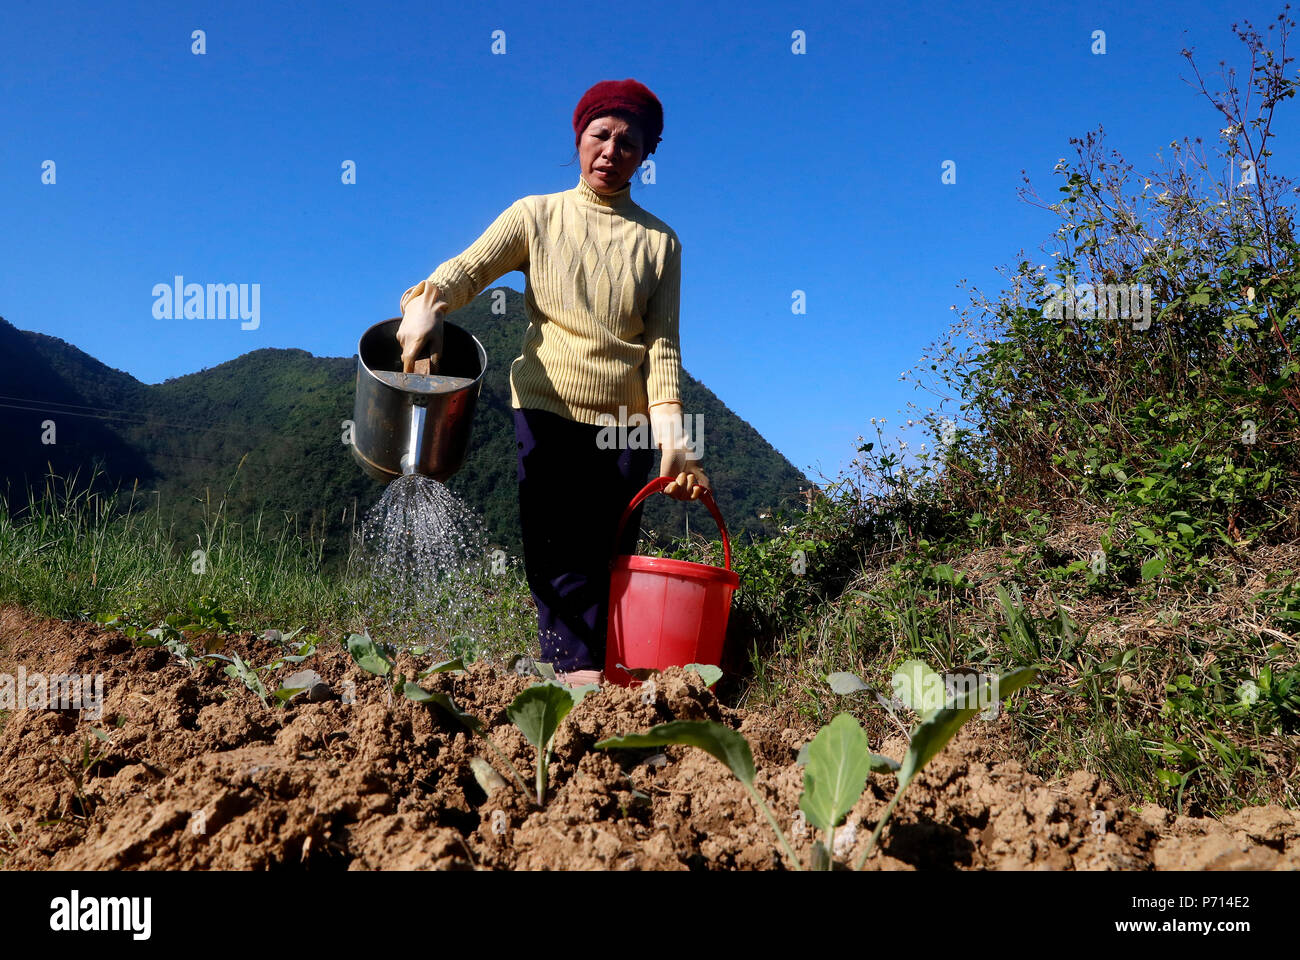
[612,476,732,571]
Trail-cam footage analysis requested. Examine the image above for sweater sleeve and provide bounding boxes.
[420,199,528,314]
[643,234,683,408]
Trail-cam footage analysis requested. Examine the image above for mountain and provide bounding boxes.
[0,291,811,559]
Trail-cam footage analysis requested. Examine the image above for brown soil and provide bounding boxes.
[1,606,1296,870]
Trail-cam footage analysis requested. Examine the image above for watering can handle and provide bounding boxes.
[612,475,732,571]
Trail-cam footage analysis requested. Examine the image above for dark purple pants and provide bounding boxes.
[513,407,654,672]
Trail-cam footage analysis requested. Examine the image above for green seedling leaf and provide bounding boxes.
[275,640,318,666]
[402,682,483,733]
[869,753,901,774]
[224,653,268,706]
[275,669,322,705]
[892,659,945,713]
[801,736,896,773]
[684,663,723,686]
[346,632,393,676]
[799,713,874,834]
[418,657,466,678]
[898,667,1038,789]
[507,682,580,751]
[595,720,755,786]
[827,671,870,695]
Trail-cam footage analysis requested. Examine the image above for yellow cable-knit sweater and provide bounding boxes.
[408,175,682,426]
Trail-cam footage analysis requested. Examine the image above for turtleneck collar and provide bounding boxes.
[574,173,633,209]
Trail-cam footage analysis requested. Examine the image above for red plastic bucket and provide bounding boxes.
[605,476,740,687]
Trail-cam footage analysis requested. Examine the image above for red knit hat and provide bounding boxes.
[572,79,663,159]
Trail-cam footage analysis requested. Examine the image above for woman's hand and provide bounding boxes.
[397,280,449,373]
[664,461,710,501]
[650,402,710,501]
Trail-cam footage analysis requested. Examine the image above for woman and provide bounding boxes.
[395,78,708,687]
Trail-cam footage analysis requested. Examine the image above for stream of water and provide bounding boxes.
[358,474,491,651]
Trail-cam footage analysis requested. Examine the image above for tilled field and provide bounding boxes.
[1,606,1297,870]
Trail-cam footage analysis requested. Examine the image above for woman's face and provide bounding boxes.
[579,115,645,194]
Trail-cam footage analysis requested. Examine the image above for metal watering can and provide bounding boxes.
[351,317,487,483]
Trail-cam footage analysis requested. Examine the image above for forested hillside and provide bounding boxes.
[0,288,810,559]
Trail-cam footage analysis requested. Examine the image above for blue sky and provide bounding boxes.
[2,0,1288,486]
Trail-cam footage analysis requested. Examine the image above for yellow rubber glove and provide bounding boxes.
[650,401,709,501]
[396,280,449,373]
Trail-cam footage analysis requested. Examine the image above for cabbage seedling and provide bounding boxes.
[852,666,1038,868]
[598,666,1037,870]
[507,681,597,805]
[799,713,893,868]
[345,631,394,676]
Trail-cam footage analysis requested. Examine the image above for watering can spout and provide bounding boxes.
[402,405,428,475]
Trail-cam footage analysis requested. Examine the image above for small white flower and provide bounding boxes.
[1182,461,1192,468]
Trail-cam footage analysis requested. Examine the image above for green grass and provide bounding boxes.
[0,472,537,664]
